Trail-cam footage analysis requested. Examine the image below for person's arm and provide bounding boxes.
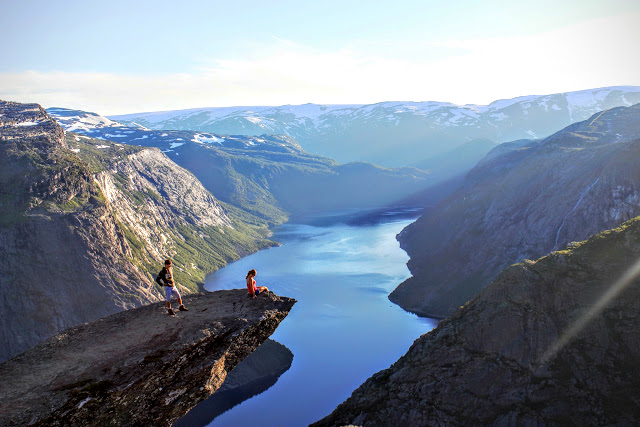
[156,269,165,286]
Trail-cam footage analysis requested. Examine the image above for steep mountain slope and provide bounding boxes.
[67,134,273,291]
[391,104,640,318]
[48,108,433,223]
[0,101,270,362]
[314,215,640,426]
[109,86,640,167]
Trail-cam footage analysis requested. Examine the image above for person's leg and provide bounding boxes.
[165,287,172,308]
[173,288,188,311]
[165,287,175,314]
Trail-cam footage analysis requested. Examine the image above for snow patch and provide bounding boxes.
[96,145,110,149]
[169,142,184,149]
[16,121,39,126]
[192,133,224,144]
[245,116,265,125]
[70,148,80,153]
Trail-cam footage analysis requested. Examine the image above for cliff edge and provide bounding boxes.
[0,290,295,426]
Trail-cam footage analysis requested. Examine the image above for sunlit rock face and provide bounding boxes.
[0,290,295,427]
[315,216,640,426]
[392,103,640,318]
[0,101,270,362]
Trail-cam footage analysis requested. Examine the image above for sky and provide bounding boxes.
[0,0,639,115]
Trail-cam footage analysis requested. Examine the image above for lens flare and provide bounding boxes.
[540,256,640,364]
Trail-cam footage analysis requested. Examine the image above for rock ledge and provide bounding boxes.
[0,290,295,426]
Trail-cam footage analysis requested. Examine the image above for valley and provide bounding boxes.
[2,88,640,426]
[4,1,640,424]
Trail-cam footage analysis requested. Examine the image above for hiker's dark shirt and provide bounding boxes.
[156,267,174,287]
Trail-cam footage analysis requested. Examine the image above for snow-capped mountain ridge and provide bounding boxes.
[47,107,133,133]
[47,107,292,152]
[109,86,640,166]
[112,86,640,123]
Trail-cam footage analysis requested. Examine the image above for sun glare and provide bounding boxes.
[540,256,640,364]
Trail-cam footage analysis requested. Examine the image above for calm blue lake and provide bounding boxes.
[202,211,437,426]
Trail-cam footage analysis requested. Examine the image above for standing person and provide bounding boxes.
[246,269,269,298]
[156,259,188,315]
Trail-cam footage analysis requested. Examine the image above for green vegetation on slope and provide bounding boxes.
[66,133,275,292]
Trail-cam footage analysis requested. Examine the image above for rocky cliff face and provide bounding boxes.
[71,134,273,292]
[0,101,158,362]
[0,290,295,427]
[392,104,640,318]
[315,216,640,426]
[0,101,272,362]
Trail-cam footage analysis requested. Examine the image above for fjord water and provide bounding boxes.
[203,211,436,426]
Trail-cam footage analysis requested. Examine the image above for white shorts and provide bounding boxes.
[165,286,181,302]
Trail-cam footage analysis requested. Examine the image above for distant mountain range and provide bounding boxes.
[47,107,435,223]
[110,86,640,168]
[391,102,640,318]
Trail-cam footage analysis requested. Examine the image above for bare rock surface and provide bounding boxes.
[0,290,295,426]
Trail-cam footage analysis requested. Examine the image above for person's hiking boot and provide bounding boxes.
[179,305,188,311]
[167,308,176,315]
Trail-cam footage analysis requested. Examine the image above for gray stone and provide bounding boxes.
[0,290,295,426]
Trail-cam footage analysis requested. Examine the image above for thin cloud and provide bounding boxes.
[0,12,637,114]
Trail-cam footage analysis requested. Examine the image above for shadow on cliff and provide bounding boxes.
[174,339,293,427]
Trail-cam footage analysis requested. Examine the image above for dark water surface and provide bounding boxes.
[202,211,437,426]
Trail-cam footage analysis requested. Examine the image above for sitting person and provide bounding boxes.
[246,269,269,298]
